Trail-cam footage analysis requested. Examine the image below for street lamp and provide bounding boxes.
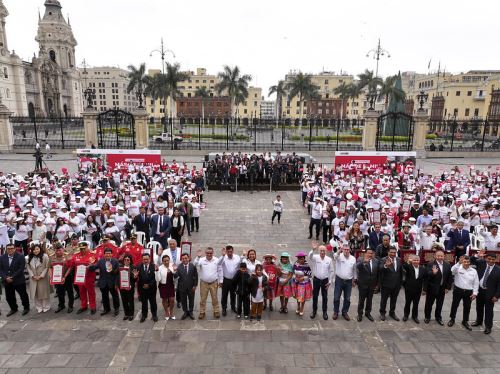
[150,38,175,130]
[366,38,390,77]
[416,90,429,112]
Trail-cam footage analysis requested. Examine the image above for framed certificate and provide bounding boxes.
[181,242,192,258]
[119,267,131,290]
[338,200,347,214]
[373,211,381,224]
[50,262,64,285]
[74,264,87,285]
[402,199,411,212]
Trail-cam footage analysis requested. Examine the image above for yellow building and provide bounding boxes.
[145,67,262,119]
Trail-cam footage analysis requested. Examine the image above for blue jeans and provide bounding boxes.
[333,275,353,314]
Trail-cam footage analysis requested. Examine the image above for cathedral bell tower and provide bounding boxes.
[0,0,9,55]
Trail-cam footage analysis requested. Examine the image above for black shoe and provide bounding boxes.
[6,310,17,317]
[380,314,386,321]
[357,314,362,322]
[365,313,374,322]
[67,307,73,313]
[123,316,128,321]
[484,328,492,335]
[188,312,195,320]
[447,319,455,327]
[140,316,146,323]
[436,319,444,326]
[402,315,408,322]
[55,306,65,314]
[181,313,188,320]
[462,321,472,331]
[76,308,87,315]
[152,316,158,322]
[177,302,181,309]
[389,313,400,321]
[22,309,29,316]
[412,317,420,324]
[308,236,312,239]
[100,310,110,316]
[222,309,227,317]
[424,318,430,324]
[310,311,316,319]
[471,321,482,327]
[128,316,133,321]
[90,309,96,315]
[323,312,328,321]
[114,309,119,317]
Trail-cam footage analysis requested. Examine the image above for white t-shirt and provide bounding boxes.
[191,202,201,218]
[251,276,264,303]
[273,200,283,213]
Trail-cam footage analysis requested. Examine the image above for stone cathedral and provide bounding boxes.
[0,0,82,117]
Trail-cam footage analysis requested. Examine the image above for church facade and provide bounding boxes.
[0,0,82,117]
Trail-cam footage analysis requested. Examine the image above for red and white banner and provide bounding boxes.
[334,151,416,171]
[77,149,162,172]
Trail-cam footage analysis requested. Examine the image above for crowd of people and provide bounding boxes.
[0,156,499,336]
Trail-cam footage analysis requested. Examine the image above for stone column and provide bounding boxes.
[362,110,378,151]
[132,108,149,149]
[82,108,98,148]
[0,103,14,152]
[413,111,429,158]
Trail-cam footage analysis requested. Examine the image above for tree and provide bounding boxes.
[379,75,406,112]
[194,86,211,125]
[286,72,320,130]
[268,80,287,123]
[164,62,189,119]
[347,83,363,120]
[127,63,147,107]
[144,73,169,121]
[333,82,351,120]
[357,69,382,110]
[216,65,252,119]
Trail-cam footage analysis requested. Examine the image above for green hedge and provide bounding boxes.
[181,133,249,141]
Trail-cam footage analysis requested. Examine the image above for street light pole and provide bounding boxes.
[366,38,391,78]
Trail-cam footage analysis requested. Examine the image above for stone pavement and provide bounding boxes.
[1,188,500,372]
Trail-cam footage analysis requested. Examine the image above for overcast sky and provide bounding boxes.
[4,0,499,98]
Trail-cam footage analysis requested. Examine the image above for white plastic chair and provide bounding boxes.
[135,231,146,246]
[476,235,485,250]
[146,241,162,265]
[474,225,485,236]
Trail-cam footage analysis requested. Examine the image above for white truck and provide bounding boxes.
[154,133,183,143]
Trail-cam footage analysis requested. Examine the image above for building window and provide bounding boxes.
[474,108,479,117]
[467,91,472,96]
[3,67,7,78]
[456,91,461,96]
[5,88,10,98]
[244,109,247,114]
[49,50,56,63]
[465,108,470,117]
[324,79,328,84]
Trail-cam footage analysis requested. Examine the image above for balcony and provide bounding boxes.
[474,95,485,101]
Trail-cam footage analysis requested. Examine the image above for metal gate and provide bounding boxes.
[97,109,136,149]
[376,112,414,151]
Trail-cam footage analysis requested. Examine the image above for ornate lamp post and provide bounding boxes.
[150,38,175,128]
[366,38,391,77]
[416,90,429,112]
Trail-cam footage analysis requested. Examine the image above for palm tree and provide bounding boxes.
[215,65,252,119]
[285,72,320,130]
[194,86,211,128]
[357,69,382,110]
[144,73,169,123]
[165,62,189,120]
[347,83,363,120]
[268,80,286,126]
[333,82,351,120]
[379,75,406,112]
[127,63,147,107]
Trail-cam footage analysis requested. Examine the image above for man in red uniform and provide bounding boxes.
[119,233,144,265]
[70,242,97,314]
[94,236,120,259]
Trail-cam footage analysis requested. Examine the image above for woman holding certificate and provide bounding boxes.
[26,244,51,313]
[155,254,177,320]
[71,242,97,315]
[118,254,136,321]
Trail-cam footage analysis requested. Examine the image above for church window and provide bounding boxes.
[3,67,7,78]
[49,50,56,63]
[6,89,10,98]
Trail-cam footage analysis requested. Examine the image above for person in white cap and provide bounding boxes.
[308,197,323,240]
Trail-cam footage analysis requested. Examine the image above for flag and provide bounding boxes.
[427,59,432,69]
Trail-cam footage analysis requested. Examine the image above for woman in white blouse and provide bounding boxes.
[13,217,30,254]
[54,217,71,244]
[242,249,262,275]
[155,254,177,320]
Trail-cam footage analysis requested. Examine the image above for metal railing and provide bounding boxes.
[11,116,85,149]
[426,119,499,152]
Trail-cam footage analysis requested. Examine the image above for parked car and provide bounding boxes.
[154,133,183,143]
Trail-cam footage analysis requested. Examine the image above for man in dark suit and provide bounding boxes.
[379,246,402,321]
[132,206,151,244]
[423,250,453,325]
[402,254,427,323]
[471,251,500,334]
[369,223,385,250]
[446,221,470,259]
[0,244,30,316]
[375,235,392,259]
[174,253,198,320]
[150,207,171,250]
[356,249,379,322]
[133,253,158,322]
[89,248,120,316]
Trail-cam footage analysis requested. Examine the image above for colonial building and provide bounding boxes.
[0,0,82,117]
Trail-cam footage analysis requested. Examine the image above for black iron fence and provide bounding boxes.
[11,116,85,149]
[148,117,364,151]
[426,119,500,152]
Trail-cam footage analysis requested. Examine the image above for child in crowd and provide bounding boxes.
[248,264,268,321]
[262,254,278,311]
[233,262,250,319]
